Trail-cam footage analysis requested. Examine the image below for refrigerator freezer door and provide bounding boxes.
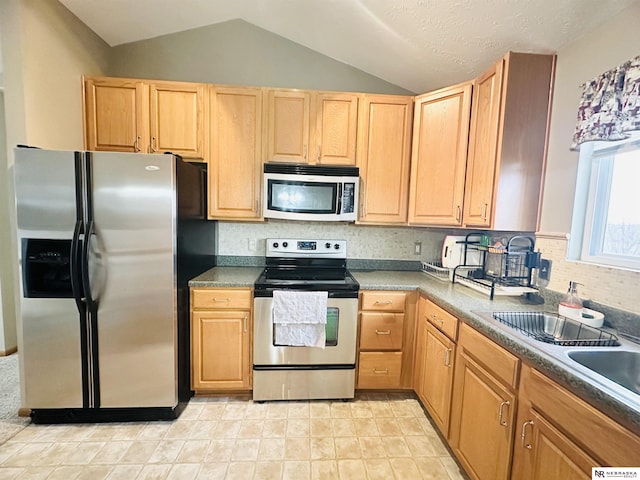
[14,149,85,408]
[90,152,177,408]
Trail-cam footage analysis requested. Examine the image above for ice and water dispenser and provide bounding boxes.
[22,238,74,298]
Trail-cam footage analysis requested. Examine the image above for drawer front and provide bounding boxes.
[361,291,406,312]
[360,312,404,351]
[358,352,402,388]
[423,299,458,340]
[459,323,520,389]
[192,288,252,310]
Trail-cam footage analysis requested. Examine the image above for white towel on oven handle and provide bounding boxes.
[272,290,328,348]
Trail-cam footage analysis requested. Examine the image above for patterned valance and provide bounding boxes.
[571,55,640,150]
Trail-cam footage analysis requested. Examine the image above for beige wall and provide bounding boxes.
[540,1,640,233]
[0,0,110,352]
[535,1,640,313]
[109,19,414,95]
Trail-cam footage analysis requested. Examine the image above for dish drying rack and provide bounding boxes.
[452,233,540,299]
[421,232,484,282]
[492,311,620,347]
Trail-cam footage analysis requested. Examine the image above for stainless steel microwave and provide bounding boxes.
[263,163,359,222]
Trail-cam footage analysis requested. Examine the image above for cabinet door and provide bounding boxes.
[408,83,472,226]
[463,60,504,227]
[266,89,311,163]
[208,86,263,219]
[357,94,413,224]
[313,92,359,165]
[149,81,207,160]
[421,322,455,436]
[84,77,149,153]
[191,310,251,390]
[513,409,594,480]
[449,350,516,480]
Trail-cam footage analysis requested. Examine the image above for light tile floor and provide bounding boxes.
[0,392,468,480]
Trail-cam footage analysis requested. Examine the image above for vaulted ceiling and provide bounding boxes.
[59,0,638,92]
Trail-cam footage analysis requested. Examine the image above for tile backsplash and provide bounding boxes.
[535,235,640,315]
[217,220,446,261]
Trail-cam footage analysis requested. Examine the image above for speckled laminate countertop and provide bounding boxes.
[189,267,640,434]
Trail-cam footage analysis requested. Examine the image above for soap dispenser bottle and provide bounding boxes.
[558,281,583,319]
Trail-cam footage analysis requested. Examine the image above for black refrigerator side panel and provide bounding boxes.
[176,158,216,401]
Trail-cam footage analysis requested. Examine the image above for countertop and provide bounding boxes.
[189,266,640,434]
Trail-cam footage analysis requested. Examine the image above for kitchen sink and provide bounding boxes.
[491,311,620,347]
[567,351,640,395]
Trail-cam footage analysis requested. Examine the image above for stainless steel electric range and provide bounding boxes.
[253,238,359,401]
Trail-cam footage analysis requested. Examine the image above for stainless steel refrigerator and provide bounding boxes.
[13,147,216,423]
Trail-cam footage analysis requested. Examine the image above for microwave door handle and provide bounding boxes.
[337,183,342,214]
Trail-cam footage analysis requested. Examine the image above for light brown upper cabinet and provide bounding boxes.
[266,89,359,165]
[408,82,472,226]
[84,77,208,161]
[84,77,148,154]
[208,86,263,220]
[463,52,555,230]
[357,94,413,224]
[148,81,208,160]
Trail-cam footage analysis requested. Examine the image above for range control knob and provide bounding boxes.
[325,242,331,249]
[334,243,340,250]
[282,242,288,248]
[272,242,279,248]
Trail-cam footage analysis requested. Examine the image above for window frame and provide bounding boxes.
[569,132,640,271]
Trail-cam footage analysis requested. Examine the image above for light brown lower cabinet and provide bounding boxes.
[190,288,252,391]
[411,299,640,480]
[357,290,416,389]
[449,323,519,480]
[511,364,640,479]
[413,296,457,436]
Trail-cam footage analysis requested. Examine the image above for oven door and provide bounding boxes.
[253,296,357,366]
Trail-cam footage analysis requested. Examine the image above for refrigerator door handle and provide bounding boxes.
[70,220,86,311]
[81,220,97,310]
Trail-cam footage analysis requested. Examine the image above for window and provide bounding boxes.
[569,132,640,270]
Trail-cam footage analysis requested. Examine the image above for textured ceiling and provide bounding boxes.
[59,0,638,92]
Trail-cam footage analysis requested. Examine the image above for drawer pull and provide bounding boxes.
[212,297,231,302]
[374,300,393,305]
[375,330,391,335]
[431,313,444,325]
[521,420,534,449]
[498,400,511,427]
[372,368,389,374]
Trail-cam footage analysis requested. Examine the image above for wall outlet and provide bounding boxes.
[538,258,552,281]
[248,238,257,252]
[414,241,422,255]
